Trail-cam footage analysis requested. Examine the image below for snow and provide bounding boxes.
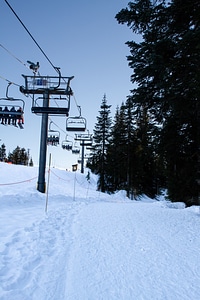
[0,162,200,300]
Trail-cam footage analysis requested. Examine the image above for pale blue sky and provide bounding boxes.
[0,0,136,169]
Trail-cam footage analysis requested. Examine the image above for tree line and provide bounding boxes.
[87,0,200,207]
[0,144,33,166]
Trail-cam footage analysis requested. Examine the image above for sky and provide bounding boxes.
[0,162,200,299]
[0,0,134,169]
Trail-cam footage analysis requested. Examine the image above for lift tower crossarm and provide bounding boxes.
[20,75,74,95]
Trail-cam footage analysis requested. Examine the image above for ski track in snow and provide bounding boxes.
[0,199,200,300]
[0,199,84,300]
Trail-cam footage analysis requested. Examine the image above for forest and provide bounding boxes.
[87,0,200,207]
[0,143,33,166]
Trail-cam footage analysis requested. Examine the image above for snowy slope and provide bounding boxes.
[0,162,199,300]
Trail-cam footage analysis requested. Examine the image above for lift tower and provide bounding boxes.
[20,73,74,193]
[74,133,93,173]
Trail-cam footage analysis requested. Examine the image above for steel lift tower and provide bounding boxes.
[20,71,74,193]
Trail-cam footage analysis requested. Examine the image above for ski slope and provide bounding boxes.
[0,162,199,300]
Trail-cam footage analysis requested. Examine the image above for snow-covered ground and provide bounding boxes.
[0,162,199,300]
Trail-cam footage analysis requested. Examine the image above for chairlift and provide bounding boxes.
[72,148,80,154]
[47,121,60,146]
[66,116,87,132]
[61,135,73,150]
[66,105,86,132]
[72,142,80,154]
[0,83,25,128]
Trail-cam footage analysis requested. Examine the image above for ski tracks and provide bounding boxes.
[1,199,199,300]
[0,201,83,300]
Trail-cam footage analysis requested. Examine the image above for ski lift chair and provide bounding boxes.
[62,136,73,150]
[47,121,60,146]
[0,83,25,128]
[72,142,80,154]
[66,116,87,132]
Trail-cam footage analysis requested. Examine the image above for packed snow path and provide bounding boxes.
[0,164,200,299]
[1,199,199,300]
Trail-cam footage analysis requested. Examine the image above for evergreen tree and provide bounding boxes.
[106,104,127,192]
[124,98,138,198]
[87,94,112,192]
[29,157,34,167]
[8,146,29,165]
[116,0,200,205]
[133,104,159,198]
[0,143,6,161]
[106,101,138,197]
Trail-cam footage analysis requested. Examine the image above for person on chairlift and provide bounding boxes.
[2,106,9,125]
[17,107,24,126]
[10,106,17,126]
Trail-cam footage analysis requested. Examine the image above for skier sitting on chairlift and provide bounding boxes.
[10,106,17,126]
[1,106,9,125]
[17,107,24,127]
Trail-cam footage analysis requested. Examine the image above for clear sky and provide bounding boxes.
[0,0,135,169]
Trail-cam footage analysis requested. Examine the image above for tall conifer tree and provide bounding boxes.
[0,144,6,161]
[106,104,127,192]
[87,94,112,192]
[116,0,200,205]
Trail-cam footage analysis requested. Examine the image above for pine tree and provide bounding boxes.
[0,143,6,161]
[134,104,159,198]
[116,0,200,205]
[124,98,138,198]
[87,94,112,192]
[29,157,34,166]
[8,146,29,165]
[106,104,127,192]
[106,101,138,197]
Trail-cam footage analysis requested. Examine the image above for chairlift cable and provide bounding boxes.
[0,75,20,87]
[72,94,85,118]
[48,118,73,139]
[4,0,59,75]
[72,94,80,113]
[48,119,65,134]
[0,43,29,69]
[72,94,79,108]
